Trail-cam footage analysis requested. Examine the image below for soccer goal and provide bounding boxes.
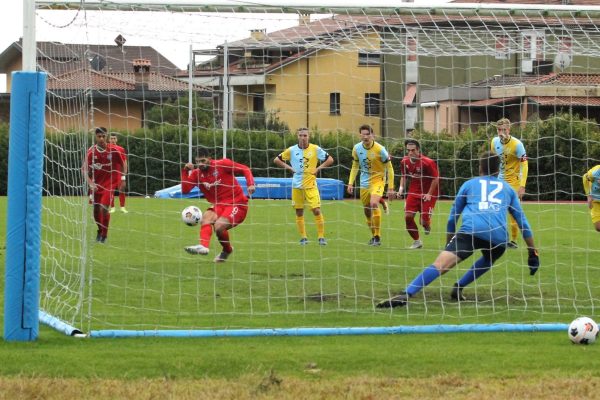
[7,0,600,340]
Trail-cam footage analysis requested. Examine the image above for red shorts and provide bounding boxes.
[210,204,249,227]
[405,194,437,215]
[92,189,114,207]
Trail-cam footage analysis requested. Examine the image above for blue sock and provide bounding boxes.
[456,256,493,288]
[406,265,441,297]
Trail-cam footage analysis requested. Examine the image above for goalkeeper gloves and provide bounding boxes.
[528,249,540,276]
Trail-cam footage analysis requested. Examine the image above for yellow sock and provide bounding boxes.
[366,217,374,235]
[372,209,382,236]
[511,220,519,242]
[314,214,325,239]
[296,215,307,238]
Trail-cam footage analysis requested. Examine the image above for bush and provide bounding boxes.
[3,113,600,200]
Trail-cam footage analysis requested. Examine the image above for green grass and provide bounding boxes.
[36,196,600,331]
[2,196,600,389]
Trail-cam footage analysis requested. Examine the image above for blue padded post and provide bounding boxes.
[4,71,47,341]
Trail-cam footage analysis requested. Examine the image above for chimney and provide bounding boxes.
[133,58,151,90]
[250,29,266,41]
[299,13,310,26]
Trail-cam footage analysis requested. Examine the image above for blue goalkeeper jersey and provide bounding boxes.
[447,175,533,245]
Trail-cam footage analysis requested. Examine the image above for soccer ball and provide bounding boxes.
[568,317,599,344]
[181,206,202,226]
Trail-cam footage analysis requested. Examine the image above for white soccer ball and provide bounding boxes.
[568,317,599,345]
[181,206,202,226]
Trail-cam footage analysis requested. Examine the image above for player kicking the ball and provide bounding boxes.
[181,148,256,262]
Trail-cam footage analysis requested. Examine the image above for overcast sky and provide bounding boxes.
[0,3,304,91]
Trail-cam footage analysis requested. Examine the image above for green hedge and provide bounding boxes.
[1,113,599,199]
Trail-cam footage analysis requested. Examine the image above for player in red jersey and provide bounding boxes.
[82,127,126,243]
[181,148,256,262]
[397,139,440,249]
[109,134,129,214]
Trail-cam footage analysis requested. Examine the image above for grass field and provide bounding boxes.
[3,196,600,398]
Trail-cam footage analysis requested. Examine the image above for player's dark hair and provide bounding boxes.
[358,124,373,134]
[95,127,107,135]
[297,127,309,133]
[481,151,499,176]
[404,139,420,149]
[196,147,211,159]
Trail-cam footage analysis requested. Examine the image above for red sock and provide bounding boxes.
[421,214,431,231]
[119,192,126,207]
[405,217,419,240]
[93,206,102,232]
[200,224,212,247]
[102,211,111,237]
[110,194,115,208]
[216,230,233,253]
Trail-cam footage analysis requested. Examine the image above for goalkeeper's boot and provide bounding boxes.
[318,238,327,246]
[109,207,116,214]
[185,244,209,255]
[120,207,129,214]
[423,225,431,235]
[409,240,423,249]
[507,240,518,249]
[214,248,233,263]
[450,283,466,302]
[95,231,102,242]
[376,292,409,308]
[299,238,309,245]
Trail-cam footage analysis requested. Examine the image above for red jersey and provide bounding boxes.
[85,144,125,190]
[181,158,255,206]
[400,155,440,196]
[111,144,127,180]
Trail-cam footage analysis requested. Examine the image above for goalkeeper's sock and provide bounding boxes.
[456,256,493,288]
[405,265,440,297]
[405,216,419,240]
[296,215,307,238]
[119,192,126,207]
[314,214,325,238]
[216,230,233,253]
[372,209,382,237]
[200,224,212,248]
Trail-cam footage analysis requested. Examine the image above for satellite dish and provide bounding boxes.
[554,52,572,70]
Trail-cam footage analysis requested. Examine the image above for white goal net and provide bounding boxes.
[31,1,600,335]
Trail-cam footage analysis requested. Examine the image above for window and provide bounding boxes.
[253,95,264,113]
[364,93,380,116]
[494,34,510,60]
[329,92,341,115]
[358,52,380,66]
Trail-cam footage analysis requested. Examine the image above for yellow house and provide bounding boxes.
[191,16,382,135]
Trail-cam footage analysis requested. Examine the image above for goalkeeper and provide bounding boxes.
[377,151,539,308]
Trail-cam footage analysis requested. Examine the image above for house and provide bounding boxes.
[189,15,384,135]
[0,40,210,131]
[190,10,600,138]
[420,73,600,134]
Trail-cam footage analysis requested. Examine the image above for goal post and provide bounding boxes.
[3,0,47,342]
[9,0,600,340]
